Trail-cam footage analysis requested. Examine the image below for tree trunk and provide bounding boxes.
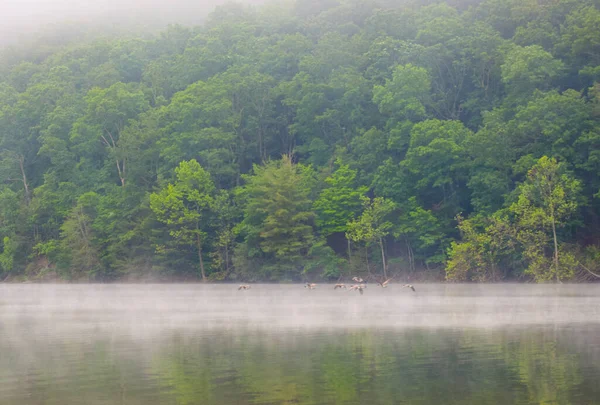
[197,233,206,282]
[379,237,387,279]
[551,216,560,283]
[116,159,125,187]
[224,239,230,274]
[18,156,30,204]
[347,238,352,263]
[346,238,352,280]
[365,245,369,274]
[406,238,414,274]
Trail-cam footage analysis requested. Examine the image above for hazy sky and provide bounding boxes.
[1,0,267,43]
[5,0,133,21]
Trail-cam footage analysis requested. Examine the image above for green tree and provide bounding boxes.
[446,214,516,282]
[58,192,102,279]
[501,45,564,101]
[150,160,215,281]
[394,197,449,272]
[313,160,367,258]
[209,190,239,280]
[401,119,472,220]
[372,63,430,125]
[511,156,582,282]
[235,155,315,280]
[70,82,150,187]
[346,196,395,279]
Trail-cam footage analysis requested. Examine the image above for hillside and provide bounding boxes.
[1,0,600,282]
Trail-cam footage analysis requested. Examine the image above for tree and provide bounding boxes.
[446,214,516,282]
[511,156,581,282]
[70,82,150,187]
[401,119,472,221]
[209,190,239,280]
[372,63,430,125]
[58,192,102,279]
[346,196,395,279]
[501,45,564,101]
[313,160,367,259]
[235,155,315,280]
[2,0,600,283]
[150,160,215,281]
[394,197,449,272]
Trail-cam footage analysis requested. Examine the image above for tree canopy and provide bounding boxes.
[1,0,600,282]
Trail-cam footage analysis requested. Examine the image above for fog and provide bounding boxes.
[1,284,599,334]
[1,0,268,45]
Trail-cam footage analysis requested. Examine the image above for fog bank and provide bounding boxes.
[1,0,268,45]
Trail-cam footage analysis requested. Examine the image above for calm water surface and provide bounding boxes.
[0,284,599,405]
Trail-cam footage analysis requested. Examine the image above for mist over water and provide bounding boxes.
[1,284,598,330]
[1,284,599,404]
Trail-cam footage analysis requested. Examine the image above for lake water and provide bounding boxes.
[0,284,599,405]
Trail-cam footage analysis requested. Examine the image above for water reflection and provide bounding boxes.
[0,284,599,404]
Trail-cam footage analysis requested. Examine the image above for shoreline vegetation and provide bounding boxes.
[2,0,600,284]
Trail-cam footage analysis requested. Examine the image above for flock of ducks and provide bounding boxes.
[238,276,416,295]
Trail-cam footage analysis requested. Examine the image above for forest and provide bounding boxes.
[1,0,600,283]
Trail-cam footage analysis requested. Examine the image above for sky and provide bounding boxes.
[1,0,267,45]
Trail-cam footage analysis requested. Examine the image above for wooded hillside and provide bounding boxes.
[1,0,600,282]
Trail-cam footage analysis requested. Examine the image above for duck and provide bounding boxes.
[352,276,364,283]
[238,285,251,290]
[402,284,416,292]
[305,283,317,289]
[333,283,346,289]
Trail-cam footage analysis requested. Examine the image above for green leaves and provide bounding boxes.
[151,160,214,234]
[346,197,395,245]
[512,157,581,229]
[510,157,581,281]
[501,45,564,99]
[313,160,367,236]
[2,0,600,282]
[236,156,315,279]
[373,64,430,123]
[150,160,215,280]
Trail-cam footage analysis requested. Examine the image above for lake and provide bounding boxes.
[0,284,599,404]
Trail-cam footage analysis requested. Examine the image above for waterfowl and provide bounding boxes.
[305,283,317,289]
[402,284,416,292]
[238,285,251,290]
[334,283,346,289]
[352,277,364,283]
[377,278,392,288]
[349,284,366,295]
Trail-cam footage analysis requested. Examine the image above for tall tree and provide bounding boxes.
[313,160,367,259]
[150,160,215,281]
[346,196,395,279]
[235,155,315,280]
[511,156,581,282]
[71,82,150,187]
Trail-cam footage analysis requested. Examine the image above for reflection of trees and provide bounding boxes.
[147,327,600,405]
[500,329,584,405]
[0,330,151,405]
[2,325,599,405]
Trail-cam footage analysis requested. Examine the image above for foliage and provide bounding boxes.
[235,156,315,280]
[313,160,367,236]
[150,160,215,280]
[510,156,581,282]
[346,196,395,277]
[1,0,600,282]
[446,214,516,282]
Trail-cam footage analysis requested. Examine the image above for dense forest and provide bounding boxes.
[1,0,600,283]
